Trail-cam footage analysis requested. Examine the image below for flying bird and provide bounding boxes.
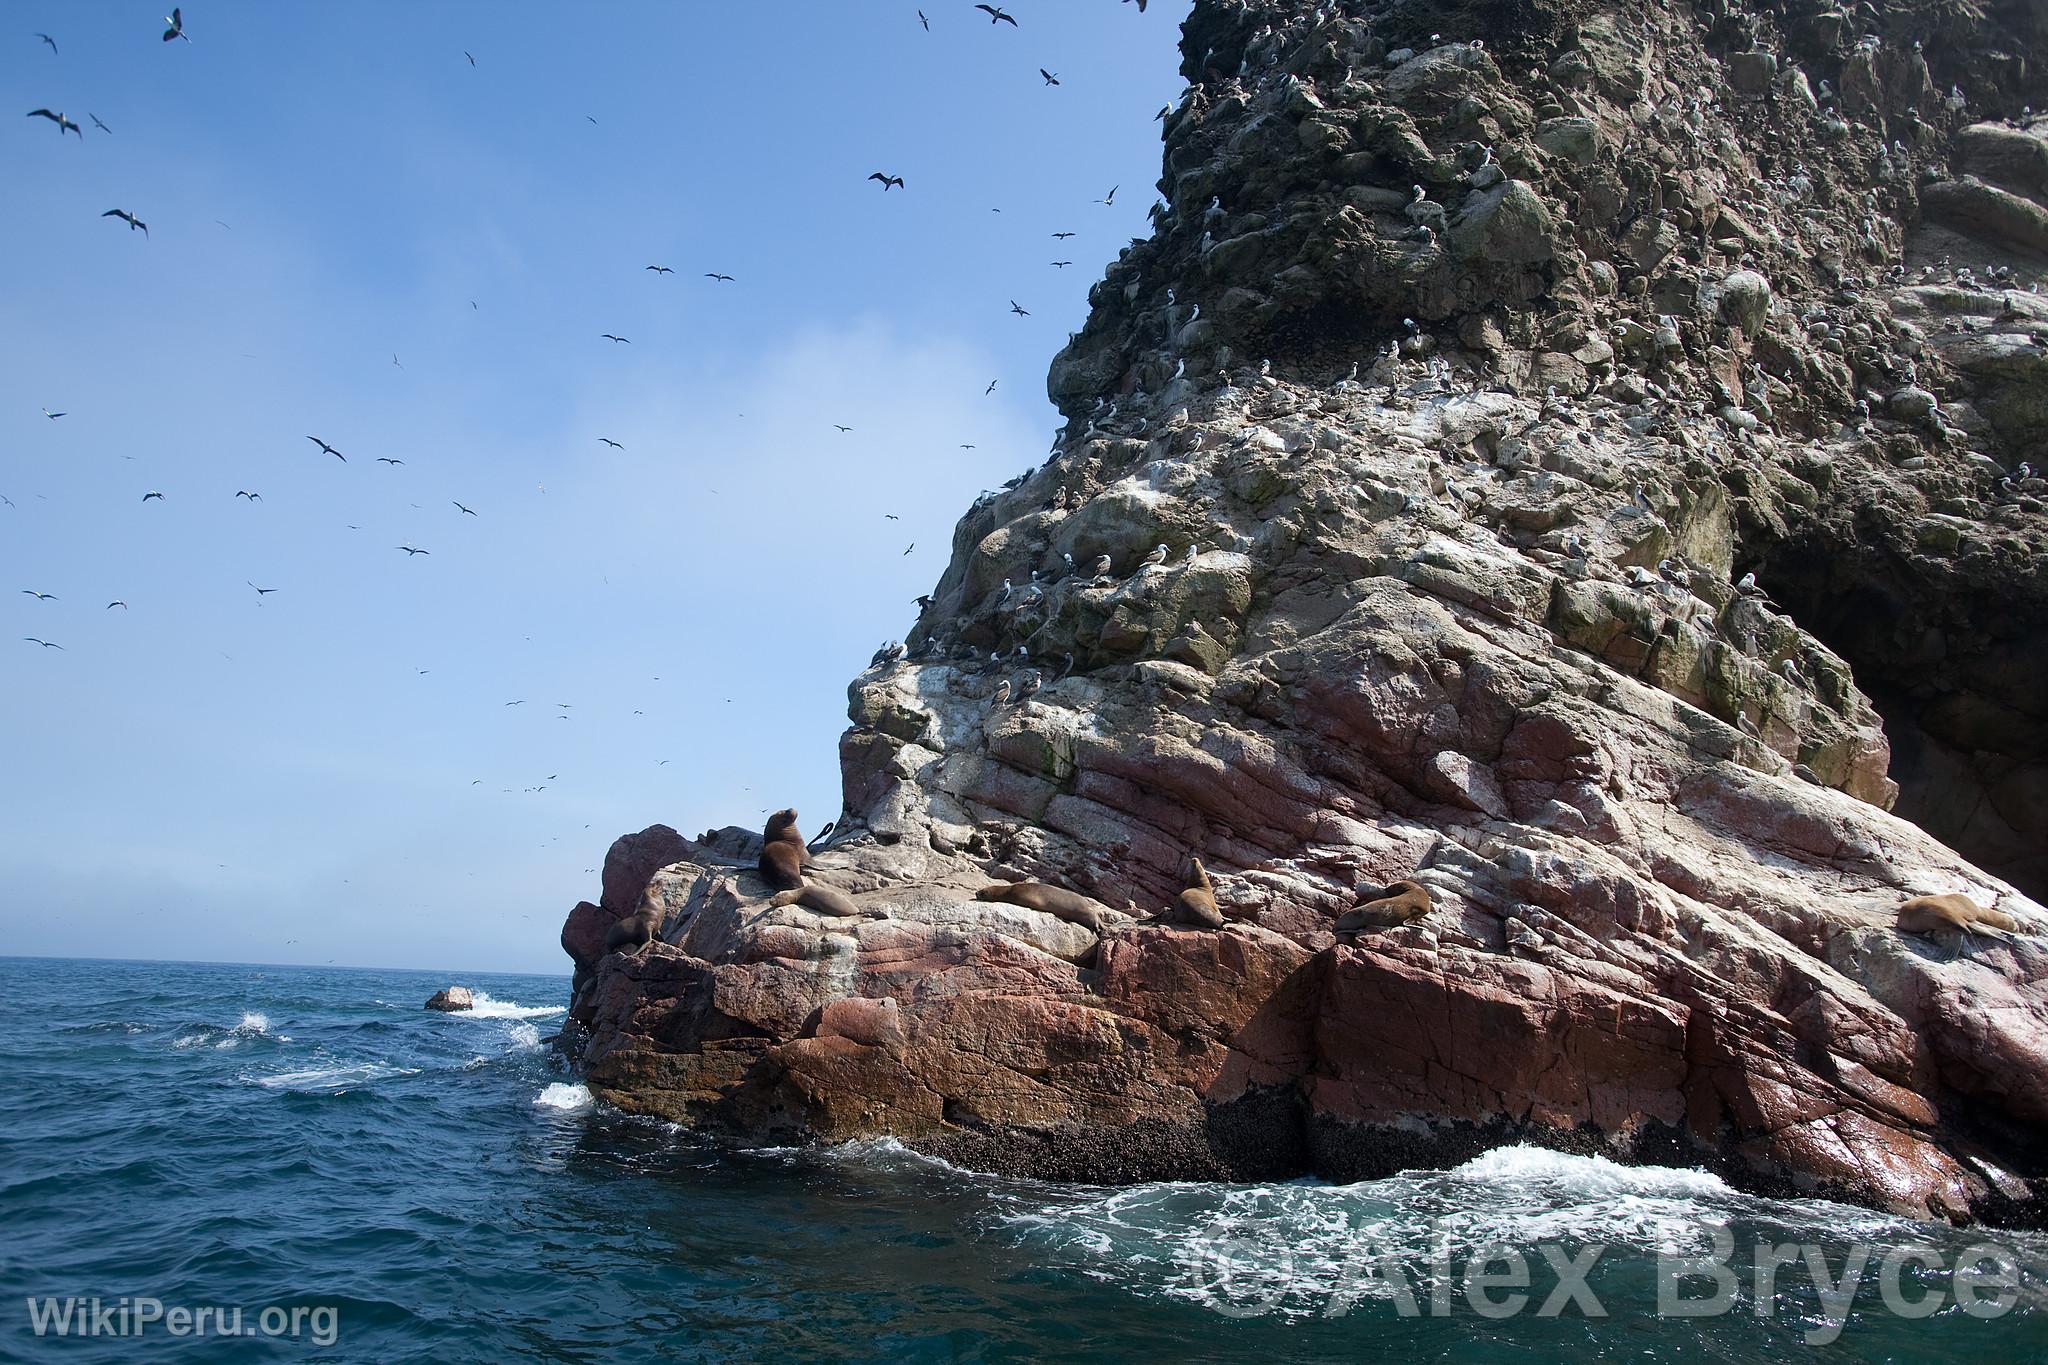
[42,408,64,420]
[1009,301,1030,316]
[454,501,477,515]
[903,543,915,556]
[141,491,164,502]
[23,638,63,649]
[465,51,475,65]
[397,545,430,556]
[102,209,148,235]
[27,109,81,138]
[1052,231,1075,239]
[833,424,852,433]
[89,114,112,134]
[306,436,345,461]
[868,172,905,191]
[645,265,673,273]
[704,272,735,282]
[1040,69,1060,85]
[36,33,57,53]
[106,601,127,610]
[21,590,57,601]
[247,582,277,595]
[162,8,187,42]
[985,379,998,395]
[1098,185,1119,204]
[1051,260,1072,268]
[598,438,623,449]
[975,4,1018,25]
[600,334,630,343]
[376,457,404,466]
[235,490,261,500]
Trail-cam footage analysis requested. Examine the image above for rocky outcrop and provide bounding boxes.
[556,0,2048,1224]
[425,987,474,1013]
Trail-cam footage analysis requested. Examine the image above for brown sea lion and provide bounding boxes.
[758,808,809,891]
[1170,858,1225,929]
[975,881,1107,932]
[1897,893,2017,938]
[1336,879,1433,933]
[769,884,869,918]
[604,907,663,953]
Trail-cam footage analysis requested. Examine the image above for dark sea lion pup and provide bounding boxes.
[975,881,1106,933]
[1171,858,1225,929]
[1336,879,1432,933]
[758,808,809,891]
[605,906,663,954]
[769,884,872,918]
[1896,893,2017,938]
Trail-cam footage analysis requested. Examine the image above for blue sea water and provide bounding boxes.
[2,956,2045,1362]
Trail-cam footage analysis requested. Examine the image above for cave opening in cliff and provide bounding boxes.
[1753,534,2048,902]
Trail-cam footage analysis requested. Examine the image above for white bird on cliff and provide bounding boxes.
[1137,544,1168,572]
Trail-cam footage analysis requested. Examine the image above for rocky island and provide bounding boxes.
[556,0,2048,1225]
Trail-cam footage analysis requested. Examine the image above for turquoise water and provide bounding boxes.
[2,956,2044,1361]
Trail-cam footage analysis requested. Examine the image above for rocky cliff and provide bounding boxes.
[556,0,2048,1224]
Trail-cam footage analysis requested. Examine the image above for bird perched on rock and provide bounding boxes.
[1181,544,1198,567]
[990,679,1012,706]
[1018,670,1042,699]
[1137,544,1168,572]
[1090,554,1112,581]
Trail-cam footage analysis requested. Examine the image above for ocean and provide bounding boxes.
[2,956,2044,1362]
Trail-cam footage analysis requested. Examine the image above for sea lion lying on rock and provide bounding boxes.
[1896,893,2017,938]
[769,884,877,919]
[975,881,1109,933]
[758,808,810,891]
[604,906,664,954]
[1336,879,1433,933]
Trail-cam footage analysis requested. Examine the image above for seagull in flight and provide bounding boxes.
[645,265,673,274]
[235,490,262,501]
[704,272,735,282]
[1040,69,1060,85]
[868,172,905,191]
[985,379,998,394]
[1098,185,1119,205]
[42,408,65,420]
[376,457,404,466]
[106,600,127,610]
[599,438,623,449]
[23,638,63,649]
[1052,231,1075,239]
[1052,260,1072,268]
[141,490,164,502]
[36,33,57,53]
[975,4,1018,25]
[89,114,112,134]
[397,545,430,556]
[21,590,57,601]
[600,333,630,343]
[102,209,148,235]
[28,109,82,138]
[833,424,853,433]
[306,436,345,461]
[454,501,477,516]
[1009,301,1030,316]
[247,582,277,595]
[465,51,476,65]
[162,7,188,41]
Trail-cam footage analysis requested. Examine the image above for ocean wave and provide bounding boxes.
[252,1062,419,1091]
[170,1012,289,1051]
[534,1082,592,1111]
[457,991,565,1021]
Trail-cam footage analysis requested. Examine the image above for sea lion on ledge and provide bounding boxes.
[1168,858,1225,929]
[1896,893,2017,938]
[975,881,1107,933]
[758,808,810,891]
[604,906,663,954]
[1336,879,1433,933]
[770,884,870,919]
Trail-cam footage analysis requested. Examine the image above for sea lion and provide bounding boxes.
[758,808,809,891]
[1896,893,2017,937]
[975,881,1107,933]
[769,884,869,918]
[1169,858,1225,929]
[1335,879,1433,933]
[604,907,663,953]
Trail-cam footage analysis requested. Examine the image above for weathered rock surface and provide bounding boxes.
[556,0,2048,1223]
[425,987,474,1013]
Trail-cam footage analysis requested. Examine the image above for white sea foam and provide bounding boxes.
[505,1022,542,1051]
[534,1082,591,1111]
[458,991,565,1020]
[253,1062,418,1091]
[237,1011,270,1034]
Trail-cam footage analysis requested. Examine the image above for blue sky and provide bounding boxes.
[3,2,1187,974]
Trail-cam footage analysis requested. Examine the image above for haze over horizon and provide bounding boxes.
[3,2,1188,975]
